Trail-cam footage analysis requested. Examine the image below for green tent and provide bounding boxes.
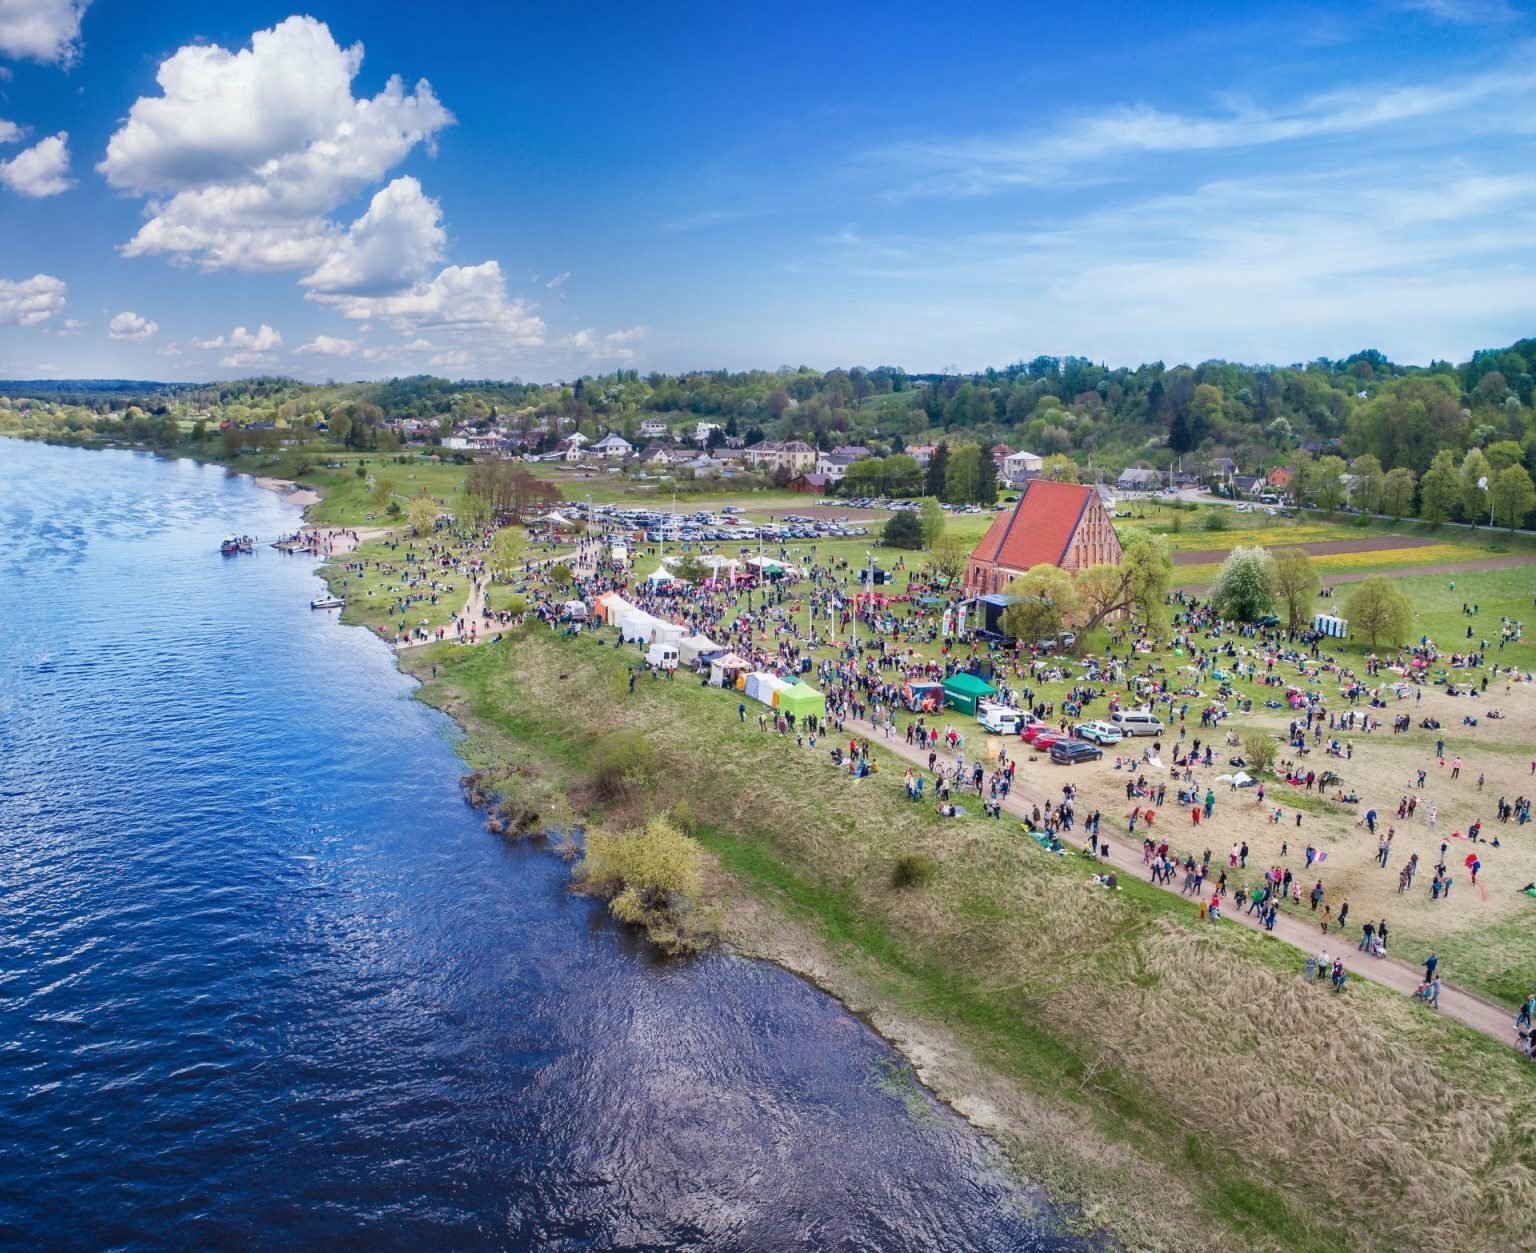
[777,682,825,721]
[942,672,996,715]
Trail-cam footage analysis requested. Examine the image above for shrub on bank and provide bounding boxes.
[590,728,657,800]
[578,815,706,952]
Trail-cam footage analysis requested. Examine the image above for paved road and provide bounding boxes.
[842,712,1519,1047]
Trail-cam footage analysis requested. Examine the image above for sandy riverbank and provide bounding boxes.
[254,475,323,509]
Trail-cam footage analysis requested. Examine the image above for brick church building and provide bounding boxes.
[963,479,1122,596]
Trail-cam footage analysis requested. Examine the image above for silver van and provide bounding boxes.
[1110,710,1164,736]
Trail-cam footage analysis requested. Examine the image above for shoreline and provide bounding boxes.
[253,474,322,510]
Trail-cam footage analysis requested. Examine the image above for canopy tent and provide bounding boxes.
[539,510,577,528]
[745,671,789,706]
[942,671,997,715]
[645,564,680,585]
[746,556,798,578]
[678,633,719,666]
[599,594,634,625]
[619,609,683,646]
[776,682,825,721]
[709,652,750,687]
[701,555,743,579]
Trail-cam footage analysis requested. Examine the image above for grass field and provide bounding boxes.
[403,627,1536,1252]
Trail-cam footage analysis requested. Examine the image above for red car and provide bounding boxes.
[1021,723,1056,744]
[1031,732,1068,750]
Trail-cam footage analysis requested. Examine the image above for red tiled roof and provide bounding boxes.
[970,479,1096,571]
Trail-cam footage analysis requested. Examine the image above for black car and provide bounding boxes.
[1050,741,1103,765]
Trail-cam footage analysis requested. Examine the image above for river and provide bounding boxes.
[0,442,1078,1249]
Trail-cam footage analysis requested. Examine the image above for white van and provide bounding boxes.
[977,702,1023,734]
[645,643,679,671]
[1110,709,1164,737]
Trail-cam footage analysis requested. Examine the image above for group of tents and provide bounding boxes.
[589,590,826,719]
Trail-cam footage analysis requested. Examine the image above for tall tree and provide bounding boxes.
[1344,576,1414,650]
[1002,564,1080,643]
[1381,466,1417,520]
[1460,448,1492,524]
[1491,464,1536,530]
[1209,547,1276,622]
[1071,533,1174,642]
[923,441,950,498]
[1418,450,1460,525]
[1272,547,1320,630]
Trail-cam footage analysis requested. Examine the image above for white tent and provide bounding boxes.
[745,671,788,706]
[540,510,576,528]
[646,565,680,585]
[710,651,750,687]
[679,633,719,666]
[602,595,635,626]
[701,555,742,580]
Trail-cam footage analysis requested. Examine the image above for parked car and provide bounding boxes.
[1253,614,1281,628]
[1074,721,1122,745]
[1031,732,1069,751]
[1050,741,1103,765]
[977,702,1024,734]
[1109,709,1164,737]
[1022,723,1057,744]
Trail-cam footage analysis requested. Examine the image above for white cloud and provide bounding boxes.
[107,310,158,342]
[559,324,648,361]
[0,132,71,197]
[157,342,183,356]
[0,273,66,325]
[0,0,90,65]
[816,164,1536,367]
[428,347,474,369]
[193,323,283,351]
[100,15,453,272]
[0,118,20,144]
[295,334,358,357]
[56,317,83,336]
[874,57,1536,195]
[311,259,545,345]
[219,350,277,369]
[301,176,444,294]
[1400,0,1519,20]
[545,271,570,290]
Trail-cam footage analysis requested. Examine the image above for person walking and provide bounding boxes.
[1359,920,1375,952]
[1424,951,1438,982]
[1427,974,1442,1010]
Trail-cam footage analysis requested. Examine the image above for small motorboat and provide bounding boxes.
[220,537,240,555]
[310,595,345,610]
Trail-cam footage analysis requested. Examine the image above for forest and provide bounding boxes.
[4,340,1536,525]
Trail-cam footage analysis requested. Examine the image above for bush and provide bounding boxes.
[1202,510,1230,532]
[892,852,937,889]
[578,816,706,952]
[669,798,698,836]
[1241,729,1278,776]
[590,728,657,800]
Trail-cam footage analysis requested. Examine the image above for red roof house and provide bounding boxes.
[963,479,1122,596]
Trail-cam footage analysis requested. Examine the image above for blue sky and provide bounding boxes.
[1,0,1533,382]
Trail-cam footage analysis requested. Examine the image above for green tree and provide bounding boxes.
[329,411,352,445]
[1418,450,1459,525]
[976,446,998,505]
[406,495,439,536]
[1381,466,1416,519]
[1040,453,1080,482]
[1307,455,1349,513]
[371,477,394,510]
[1209,546,1275,622]
[944,443,983,503]
[923,441,949,498]
[489,527,525,580]
[1002,564,1080,642]
[577,814,705,953]
[1344,576,1414,650]
[220,426,244,456]
[1072,533,1174,640]
[669,553,710,584]
[1485,439,1525,473]
[1348,454,1384,513]
[1241,728,1278,776]
[918,497,945,548]
[882,511,924,549]
[926,532,969,586]
[1271,547,1320,631]
[1491,464,1536,530]
[1460,448,1492,524]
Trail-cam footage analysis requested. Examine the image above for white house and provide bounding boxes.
[1001,450,1043,482]
[693,421,722,445]
[591,433,634,459]
[638,417,669,440]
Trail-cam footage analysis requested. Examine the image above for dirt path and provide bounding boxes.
[395,545,586,650]
[1173,535,1438,565]
[842,713,1520,1047]
[1179,553,1536,593]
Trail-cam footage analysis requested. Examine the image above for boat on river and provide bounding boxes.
[221,535,255,554]
[310,595,345,610]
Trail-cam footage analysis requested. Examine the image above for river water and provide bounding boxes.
[0,442,1077,1250]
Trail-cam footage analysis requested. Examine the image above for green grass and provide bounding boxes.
[399,627,1536,1252]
